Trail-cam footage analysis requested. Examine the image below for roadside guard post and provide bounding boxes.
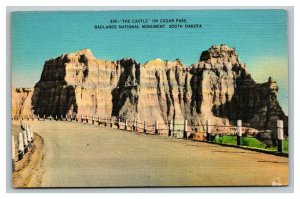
[22,129,28,154]
[183,120,188,139]
[237,120,242,146]
[118,118,121,129]
[12,135,15,172]
[125,119,128,130]
[206,120,211,142]
[168,120,173,137]
[277,120,284,153]
[134,119,137,132]
[18,132,24,160]
[144,121,147,133]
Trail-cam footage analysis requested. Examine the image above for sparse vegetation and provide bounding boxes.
[213,135,288,152]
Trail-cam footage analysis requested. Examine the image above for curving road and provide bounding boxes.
[14,120,288,187]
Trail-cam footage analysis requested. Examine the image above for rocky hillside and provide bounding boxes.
[12,45,288,133]
[12,88,33,118]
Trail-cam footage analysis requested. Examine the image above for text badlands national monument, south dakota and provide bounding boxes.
[11,10,289,187]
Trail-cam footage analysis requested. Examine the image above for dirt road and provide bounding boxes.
[12,120,288,187]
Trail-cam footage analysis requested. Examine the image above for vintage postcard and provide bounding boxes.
[11,9,289,188]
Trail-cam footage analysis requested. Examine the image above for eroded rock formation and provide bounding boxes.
[13,45,288,134]
[12,88,33,117]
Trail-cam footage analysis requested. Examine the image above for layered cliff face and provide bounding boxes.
[16,45,288,133]
[32,49,122,118]
[189,45,288,132]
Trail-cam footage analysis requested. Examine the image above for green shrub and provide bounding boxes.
[241,137,267,149]
[214,135,236,145]
[214,135,289,152]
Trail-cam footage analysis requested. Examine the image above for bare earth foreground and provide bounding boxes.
[12,121,288,187]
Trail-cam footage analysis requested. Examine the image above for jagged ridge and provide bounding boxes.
[12,44,288,134]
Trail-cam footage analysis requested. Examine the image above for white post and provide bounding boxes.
[125,119,128,130]
[168,120,173,137]
[18,132,24,160]
[237,120,242,146]
[134,119,137,132]
[144,121,147,133]
[206,120,211,142]
[110,118,113,128]
[12,135,15,172]
[25,124,31,145]
[118,118,121,129]
[22,129,28,154]
[98,116,101,126]
[29,125,34,142]
[184,120,188,139]
[277,120,284,153]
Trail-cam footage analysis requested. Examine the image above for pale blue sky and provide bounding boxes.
[11,10,288,114]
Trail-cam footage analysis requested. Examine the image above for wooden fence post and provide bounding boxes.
[12,135,15,172]
[125,119,128,130]
[237,120,242,146]
[18,132,24,161]
[183,120,188,139]
[155,120,158,134]
[206,120,211,142]
[277,120,284,153]
[143,121,147,133]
